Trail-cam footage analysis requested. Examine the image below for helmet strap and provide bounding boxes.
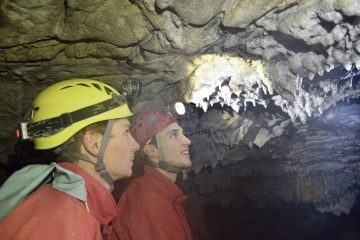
[146,160,183,173]
[53,138,75,155]
[55,137,100,165]
[96,119,115,191]
[150,133,183,174]
[61,121,115,191]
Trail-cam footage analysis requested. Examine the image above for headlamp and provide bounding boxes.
[16,122,31,140]
[174,102,186,115]
[165,102,186,117]
[119,80,142,97]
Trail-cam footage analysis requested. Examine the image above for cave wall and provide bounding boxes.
[0,0,360,228]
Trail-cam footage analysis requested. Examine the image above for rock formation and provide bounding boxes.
[0,0,359,236]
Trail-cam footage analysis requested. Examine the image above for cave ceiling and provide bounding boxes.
[0,0,359,216]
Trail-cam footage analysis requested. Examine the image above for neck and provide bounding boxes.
[147,154,179,182]
[155,167,178,182]
[74,159,112,191]
[146,158,179,182]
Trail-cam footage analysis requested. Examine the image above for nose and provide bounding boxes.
[182,134,191,146]
[131,135,140,151]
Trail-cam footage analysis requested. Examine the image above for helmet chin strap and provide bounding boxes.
[147,133,184,174]
[95,120,115,191]
[146,160,183,173]
[53,138,75,155]
[62,120,115,191]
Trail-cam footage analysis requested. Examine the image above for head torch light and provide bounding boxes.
[119,79,142,97]
[165,102,186,117]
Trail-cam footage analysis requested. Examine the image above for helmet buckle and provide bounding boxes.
[112,93,127,105]
[59,113,73,128]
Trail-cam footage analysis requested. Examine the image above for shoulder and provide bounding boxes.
[5,183,92,221]
[0,184,99,240]
[119,175,171,209]
[124,174,167,198]
[28,184,85,211]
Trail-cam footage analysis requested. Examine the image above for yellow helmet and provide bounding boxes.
[27,79,132,149]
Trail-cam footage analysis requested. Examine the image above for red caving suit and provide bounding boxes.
[111,165,193,240]
[0,162,118,240]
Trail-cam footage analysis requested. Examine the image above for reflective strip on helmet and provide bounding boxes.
[27,94,127,138]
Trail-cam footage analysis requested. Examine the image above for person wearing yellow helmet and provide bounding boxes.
[0,79,139,240]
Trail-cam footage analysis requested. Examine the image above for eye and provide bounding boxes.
[170,132,178,138]
[124,128,130,136]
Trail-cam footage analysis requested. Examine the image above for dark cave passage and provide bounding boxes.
[191,197,360,240]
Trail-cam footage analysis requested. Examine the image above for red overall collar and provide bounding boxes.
[59,162,119,224]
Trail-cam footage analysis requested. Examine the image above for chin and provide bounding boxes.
[114,170,132,180]
[124,170,133,178]
[182,158,192,168]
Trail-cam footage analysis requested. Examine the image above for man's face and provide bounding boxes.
[156,121,192,169]
[103,118,139,180]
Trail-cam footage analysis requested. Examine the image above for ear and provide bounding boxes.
[143,144,159,159]
[82,131,103,157]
